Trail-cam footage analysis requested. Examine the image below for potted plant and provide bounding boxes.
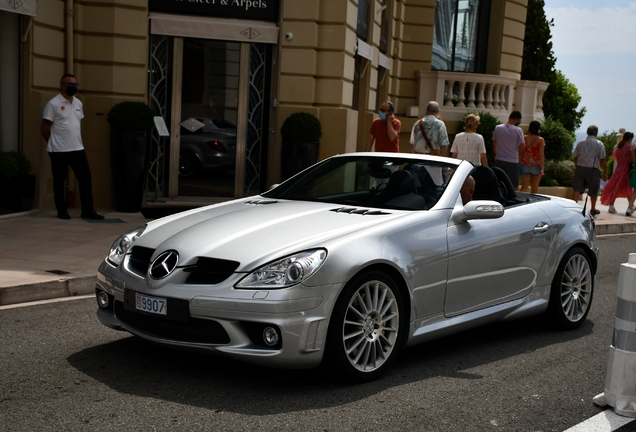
[107,101,154,212]
[0,151,35,213]
[280,112,322,180]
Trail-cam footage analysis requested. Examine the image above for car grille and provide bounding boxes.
[114,301,230,344]
[183,257,240,285]
[127,246,155,277]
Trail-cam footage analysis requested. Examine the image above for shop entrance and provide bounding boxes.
[147,35,271,203]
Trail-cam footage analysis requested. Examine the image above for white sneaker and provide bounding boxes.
[627,206,635,216]
[609,205,617,213]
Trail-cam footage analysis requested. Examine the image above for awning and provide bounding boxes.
[0,0,37,16]
[150,13,278,44]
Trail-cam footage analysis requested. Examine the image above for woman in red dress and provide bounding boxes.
[601,132,634,213]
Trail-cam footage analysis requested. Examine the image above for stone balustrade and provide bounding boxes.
[415,70,549,125]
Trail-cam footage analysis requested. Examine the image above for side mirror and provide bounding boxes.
[452,200,504,224]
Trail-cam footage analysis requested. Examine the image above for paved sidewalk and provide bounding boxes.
[1,195,635,307]
[0,209,148,306]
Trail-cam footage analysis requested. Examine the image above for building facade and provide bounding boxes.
[3,0,547,211]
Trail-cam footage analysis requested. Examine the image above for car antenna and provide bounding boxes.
[582,193,589,216]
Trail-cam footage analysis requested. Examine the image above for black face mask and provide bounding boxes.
[65,85,78,96]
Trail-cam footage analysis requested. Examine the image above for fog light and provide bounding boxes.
[263,327,279,346]
[97,291,110,308]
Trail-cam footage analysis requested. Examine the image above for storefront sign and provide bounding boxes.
[149,0,279,22]
[0,0,37,16]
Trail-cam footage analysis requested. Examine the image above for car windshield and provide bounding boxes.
[263,155,457,210]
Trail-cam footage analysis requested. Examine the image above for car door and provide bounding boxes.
[444,203,553,317]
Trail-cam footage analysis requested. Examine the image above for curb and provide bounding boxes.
[0,274,96,306]
[596,222,636,236]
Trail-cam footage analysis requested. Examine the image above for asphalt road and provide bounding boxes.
[1,234,635,432]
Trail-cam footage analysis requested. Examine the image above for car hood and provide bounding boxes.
[136,198,409,271]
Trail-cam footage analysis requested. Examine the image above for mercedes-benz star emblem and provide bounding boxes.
[149,251,179,280]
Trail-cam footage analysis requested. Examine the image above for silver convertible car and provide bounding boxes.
[96,153,598,381]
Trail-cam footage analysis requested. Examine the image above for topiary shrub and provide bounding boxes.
[281,112,322,143]
[458,110,501,167]
[541,117,575,161]
[543,159,575,187]
[107,101,154,132]
[598,130,618,161]
[0,151,31,178]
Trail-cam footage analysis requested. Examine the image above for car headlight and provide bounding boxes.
[236,249,327,289]
[107,225,147,266]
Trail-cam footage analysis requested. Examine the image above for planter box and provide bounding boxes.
[537,186,573,199]
[0,174,35,214]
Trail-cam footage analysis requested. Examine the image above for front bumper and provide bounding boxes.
[95,260,342,369]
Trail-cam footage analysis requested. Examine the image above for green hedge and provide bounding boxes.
[541,159,575,187]
[541,117,575,161]
[0,151,31,177]
[281,112,322,142]
[107,101,154,132]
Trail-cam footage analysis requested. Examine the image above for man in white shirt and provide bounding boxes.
[41,73,103,220]
[572,125,607,215]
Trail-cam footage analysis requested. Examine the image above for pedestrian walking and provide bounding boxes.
[601,132,634,213]
[41,73,104,220]
[625,138,636,216]
[519,120,545,193]
[572,125,608,215]
[450,114,487,166]
[492,111,524,188]
[366,101,401,153]
[409,101,449,156]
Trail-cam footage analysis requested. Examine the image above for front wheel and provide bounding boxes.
[548,247,594,330]
[326,271,403,382]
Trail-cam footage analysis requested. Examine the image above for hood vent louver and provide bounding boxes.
[330,207,391,215]
[245,199,278,205]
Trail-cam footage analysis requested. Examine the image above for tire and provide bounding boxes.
[548,247,594,330]
[326,271,404,382]
[179,152,201,178]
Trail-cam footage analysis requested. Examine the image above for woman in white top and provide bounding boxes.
[450,114,488,166]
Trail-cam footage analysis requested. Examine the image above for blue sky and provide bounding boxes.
[543,0,636,135]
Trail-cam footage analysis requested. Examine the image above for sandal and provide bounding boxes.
[590,209,600,215]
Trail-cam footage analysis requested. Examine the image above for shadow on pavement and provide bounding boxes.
[67,314,594,415]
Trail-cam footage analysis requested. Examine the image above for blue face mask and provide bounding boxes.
[379,111,387,121]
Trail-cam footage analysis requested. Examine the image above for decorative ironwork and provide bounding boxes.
[147,35,171,200]
[244,43,266,196]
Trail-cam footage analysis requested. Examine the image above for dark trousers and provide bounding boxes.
[495,159,520,188]
[48,150,95,214]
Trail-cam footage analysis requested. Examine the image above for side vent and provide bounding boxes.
[330,207,391,215]
[245,199,278,205]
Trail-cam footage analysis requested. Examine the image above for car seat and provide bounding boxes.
[492,166,517,203]
[471,166,506,205]
[369,170,418,206]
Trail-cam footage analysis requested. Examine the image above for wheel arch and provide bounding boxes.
[341,262,412,347]
[562,242,598,275]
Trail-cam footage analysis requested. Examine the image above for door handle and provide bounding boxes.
[533,222,549,235]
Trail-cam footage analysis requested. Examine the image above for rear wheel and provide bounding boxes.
[548,247,594,329]
[179,152,201,178]
[326,271,403,382]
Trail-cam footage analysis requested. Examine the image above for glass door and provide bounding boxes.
[178,39,240,197]
[147,36,270,202]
